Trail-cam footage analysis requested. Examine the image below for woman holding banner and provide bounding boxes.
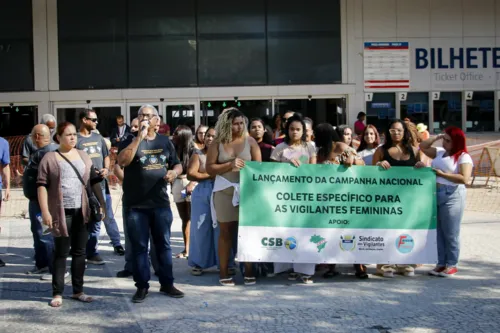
[372,119,426,278]
[314,123,368,279]
[420,127,472,277]
[206,108,262,286]
[271,114,317,284]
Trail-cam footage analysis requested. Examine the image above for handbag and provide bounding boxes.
[56,150,102,223]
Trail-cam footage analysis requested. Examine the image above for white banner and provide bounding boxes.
[238,227,437,265]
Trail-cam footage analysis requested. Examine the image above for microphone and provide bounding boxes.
[140,121,150,132]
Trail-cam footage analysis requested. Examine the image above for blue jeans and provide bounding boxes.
[437,185,466,267]
[86,190,122,257]
[126,206,174,289]
[123,207,158,274]
[29,200,54,271]
[103,193,122,247]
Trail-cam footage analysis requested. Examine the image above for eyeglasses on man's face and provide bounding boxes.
[86,117,98,123]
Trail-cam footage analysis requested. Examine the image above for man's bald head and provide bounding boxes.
[31,124,51,148]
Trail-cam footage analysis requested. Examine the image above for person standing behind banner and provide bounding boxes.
[249,118,274,162]
[271,115,317,284]
[37,122,106,307]
[420,127,472,277]
[193,125,208,150]
[206,108,262,287]
[117,104,184,303]
[354,112,366,137]
[357,125,381,166]
[372,119,426,278]
[314,123,368,279]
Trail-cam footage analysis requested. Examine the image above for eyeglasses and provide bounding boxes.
[139,113,154,118]
[389,129,403,134]
[86,117,98,123]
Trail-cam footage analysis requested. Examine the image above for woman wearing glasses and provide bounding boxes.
[372,119,425,278]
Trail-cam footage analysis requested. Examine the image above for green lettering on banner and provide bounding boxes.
[240,162,437,230]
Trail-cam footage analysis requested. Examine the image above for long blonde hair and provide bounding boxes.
[214,107,247,144]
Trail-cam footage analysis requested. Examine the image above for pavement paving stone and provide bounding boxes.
[1,197,499,332]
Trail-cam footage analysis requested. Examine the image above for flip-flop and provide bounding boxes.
[244,277,257,285]
[71,293,93,303]
[49,296,63,308]
[176,253,188,259]
[219,278,235,287]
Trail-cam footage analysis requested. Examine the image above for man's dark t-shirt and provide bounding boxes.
[23,143,59,200]
[22,135,38,161]
[120,134,180,208]
[77,132,109,189]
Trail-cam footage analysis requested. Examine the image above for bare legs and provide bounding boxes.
[175,202,191,257]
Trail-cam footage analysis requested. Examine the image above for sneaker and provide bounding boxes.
[87,255,105,265]
[288,272,298,281]
[114,246,125,256]
[159,285,185,298]
[132,288,149,303]
[116,269,133,278]
[41,271,70,281]
[428,266,446,276]
[0,259,5,267]
[439,266,458,277]
[26,266,49,275]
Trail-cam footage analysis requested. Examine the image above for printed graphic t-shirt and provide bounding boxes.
[121,135,180,208]
[76,132,109,170]
[270,142,316,164]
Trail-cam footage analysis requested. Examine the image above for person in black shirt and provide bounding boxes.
[117,104,184,303]
[23,124,58,278]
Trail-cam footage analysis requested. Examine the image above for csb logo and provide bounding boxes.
[395,234,415,254]
[284,237,298,250]
[339,235,356,251]
[261,237,283,247]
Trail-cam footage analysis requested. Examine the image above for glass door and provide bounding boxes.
[54,103,124,138]
[164,102,198,134]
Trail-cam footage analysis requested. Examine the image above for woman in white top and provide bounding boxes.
[270,115,317,284]
[420,126,473,277]
[356,125,380,165]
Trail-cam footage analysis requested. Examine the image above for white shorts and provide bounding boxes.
[172,177,191,203]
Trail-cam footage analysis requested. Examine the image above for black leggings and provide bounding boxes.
[52,208,88,296]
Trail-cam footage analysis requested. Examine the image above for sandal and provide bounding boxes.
[50,296,63,308]
[323,270,340,279]
[219,278,235,287]
[244,277,257,285]
[300,275,314,284]
[71,293,93,303]
[175,252,188,259]
[191,267,203,276]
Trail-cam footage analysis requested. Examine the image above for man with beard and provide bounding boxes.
[77,109,124,265]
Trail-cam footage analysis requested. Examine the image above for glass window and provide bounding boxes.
[274,99,345,128]
[197,0,266,86]
[56,108,87,128]
[401,93,429,129]
[58,0,127,90]
[466,91,494,132]
[433,92,462,133]
[128,1,197,88]
[92,107,122,137]
[267,0,341,85]
[366,93,396,135]
[0,1,33,92]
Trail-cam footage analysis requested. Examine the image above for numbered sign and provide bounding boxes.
[465,91,473,100]
[432,92,440,101]
[399,92,408,101]
[365,93,373,102]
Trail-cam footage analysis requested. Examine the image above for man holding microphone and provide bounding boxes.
[117,105,183,303]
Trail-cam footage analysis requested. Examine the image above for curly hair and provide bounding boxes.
[383,119,413,154]
[214,107,247,144]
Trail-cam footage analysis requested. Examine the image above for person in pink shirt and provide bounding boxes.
[354,112,366,137]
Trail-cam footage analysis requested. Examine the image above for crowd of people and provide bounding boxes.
[0,104,473,306]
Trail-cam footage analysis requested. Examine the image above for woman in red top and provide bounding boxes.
[354,112,366,136]
[249,118,274,162]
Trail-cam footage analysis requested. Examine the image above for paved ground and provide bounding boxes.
[1,192,499,333]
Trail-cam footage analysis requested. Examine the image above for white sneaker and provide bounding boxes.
[41,271,70,281]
